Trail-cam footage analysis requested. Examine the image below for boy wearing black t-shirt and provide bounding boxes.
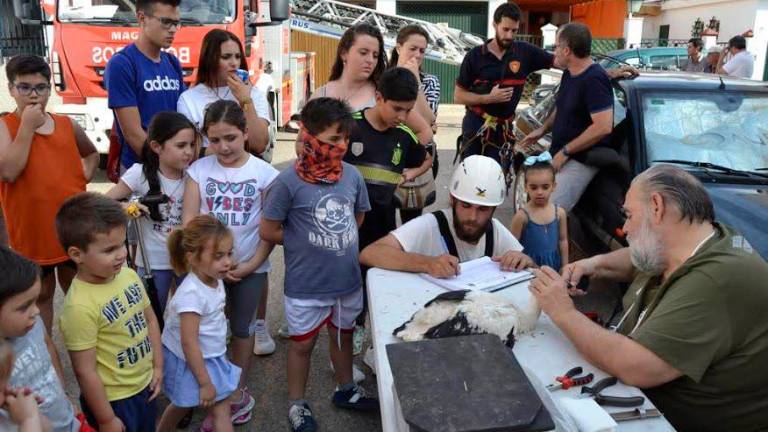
[344,67,431,347]
[345,67,430,250]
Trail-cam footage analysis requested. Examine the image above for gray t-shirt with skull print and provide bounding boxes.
[263,162,371,299]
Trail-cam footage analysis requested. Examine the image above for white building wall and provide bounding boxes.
[642,0,757,41]
[487,0,506,38]
[376,0,397,15]
[751,0,767,80]
[642,15,661,39]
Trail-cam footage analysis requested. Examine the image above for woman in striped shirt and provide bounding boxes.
[390,24,442,223]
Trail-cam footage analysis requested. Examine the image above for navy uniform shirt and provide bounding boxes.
[550,63,613,159]
[456,40,553,119]
[344,109,426,207]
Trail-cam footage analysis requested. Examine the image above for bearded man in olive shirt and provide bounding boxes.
[529,164,768,431]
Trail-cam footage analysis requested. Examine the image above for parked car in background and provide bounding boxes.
[512,71,768,259]
[529,47,690,107]
[598,47,688,71]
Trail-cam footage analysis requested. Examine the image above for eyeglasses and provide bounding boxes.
[147,14,181,29]
[13,83,51,96]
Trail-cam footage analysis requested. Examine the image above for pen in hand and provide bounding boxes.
[439,236,459,277]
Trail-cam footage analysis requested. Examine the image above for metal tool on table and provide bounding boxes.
[610,407,663,422]
[546,366,594,392]
[126,195,168,330]
[580,376,646,407]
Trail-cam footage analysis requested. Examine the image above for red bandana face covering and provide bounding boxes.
[295,128,348,184]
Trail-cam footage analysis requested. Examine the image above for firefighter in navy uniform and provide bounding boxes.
[454,2,553,167]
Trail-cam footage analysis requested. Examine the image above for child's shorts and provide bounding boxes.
[225,272,268,338]
[284,288,363,341]
[79,385,157,432]
[162,345,241,408]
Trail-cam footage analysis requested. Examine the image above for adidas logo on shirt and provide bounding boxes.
[143,75,181,92]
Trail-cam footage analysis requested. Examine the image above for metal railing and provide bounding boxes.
[592,38,626,55]
[516,34,543,47]
[636,38,690,48]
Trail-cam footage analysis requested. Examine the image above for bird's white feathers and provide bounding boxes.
[395,291,542,343]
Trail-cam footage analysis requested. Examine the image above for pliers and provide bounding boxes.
[580,376,646,407]
[546,367,595,392]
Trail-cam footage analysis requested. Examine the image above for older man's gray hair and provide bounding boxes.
[633,164,715,224]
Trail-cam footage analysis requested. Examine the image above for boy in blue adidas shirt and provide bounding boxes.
[105,0,185,170]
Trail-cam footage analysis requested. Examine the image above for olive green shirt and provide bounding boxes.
[617,223,768,431]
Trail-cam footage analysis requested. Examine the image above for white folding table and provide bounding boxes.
[367,268,677,432]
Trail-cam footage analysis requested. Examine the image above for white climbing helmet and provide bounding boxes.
[449,155,505,207]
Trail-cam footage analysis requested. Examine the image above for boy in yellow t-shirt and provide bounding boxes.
[56,192,163,432]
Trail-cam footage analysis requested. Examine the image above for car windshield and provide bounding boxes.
[58,0,236,24]
[642,91,768,172]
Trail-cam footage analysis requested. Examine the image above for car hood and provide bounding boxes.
[706,183,768,259]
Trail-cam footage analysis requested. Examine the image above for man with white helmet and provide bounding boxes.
[360,155,534,277]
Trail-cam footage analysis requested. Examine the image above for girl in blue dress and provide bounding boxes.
[510,152,568,271]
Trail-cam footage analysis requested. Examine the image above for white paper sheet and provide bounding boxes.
[420,256,534,292]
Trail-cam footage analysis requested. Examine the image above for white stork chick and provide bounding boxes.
[393,290,542,347]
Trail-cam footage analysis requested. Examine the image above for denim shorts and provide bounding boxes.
[225,272,268,338]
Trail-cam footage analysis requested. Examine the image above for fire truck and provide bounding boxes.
[14,0,302,153]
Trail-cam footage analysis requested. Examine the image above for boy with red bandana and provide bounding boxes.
[260,98,377,432]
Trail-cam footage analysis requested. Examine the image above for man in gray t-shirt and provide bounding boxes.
[8,317,79,432]
[684,38,708,73]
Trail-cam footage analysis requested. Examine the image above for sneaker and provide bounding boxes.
[363,346,376,375]
[288,403,317,432]
[230,388,256,425]
[329,361,366,383]
[199,415,214,432]
[332,385,379,412]
[252,320,276,355]
[352,325,366,356]
[278,323,291,339]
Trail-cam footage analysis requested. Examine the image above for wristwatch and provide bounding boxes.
[562,146,572,157]
[240,98,252,113]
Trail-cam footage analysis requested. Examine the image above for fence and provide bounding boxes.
[636,38,690,48]
[592,38,626,55]
[290,30,339,88]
